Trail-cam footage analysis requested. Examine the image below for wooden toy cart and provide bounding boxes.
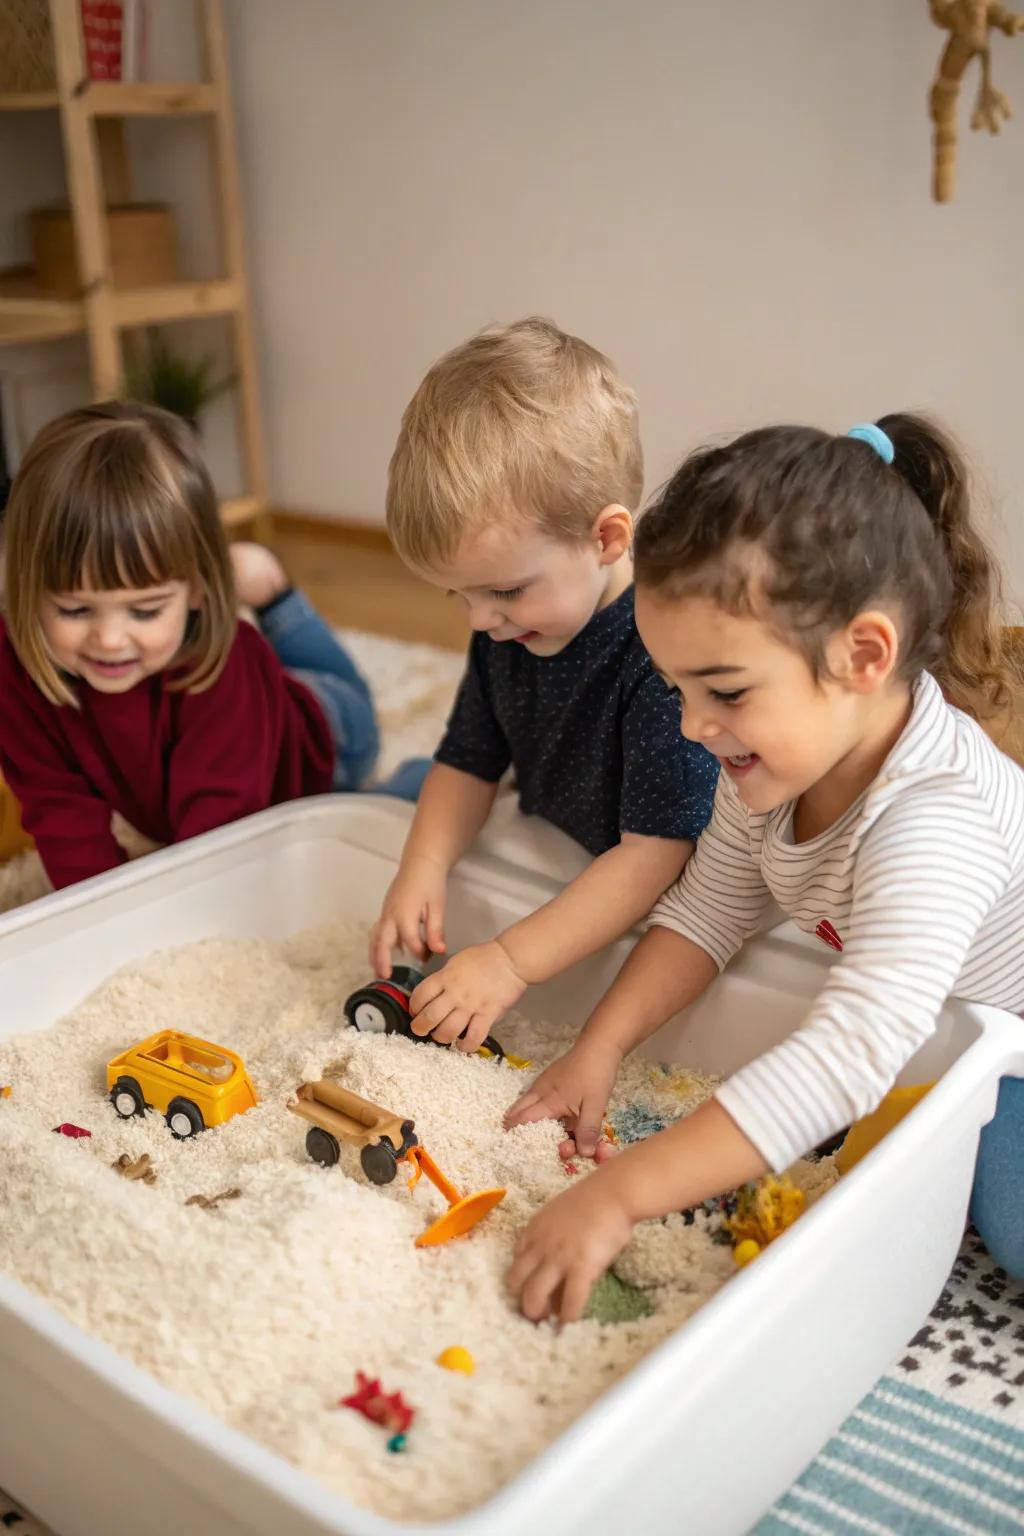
[288,1079,505,1245]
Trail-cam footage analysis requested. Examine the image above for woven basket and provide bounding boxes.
[0,0,56,93]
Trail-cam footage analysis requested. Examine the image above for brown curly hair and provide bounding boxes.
[634,414,1018,746]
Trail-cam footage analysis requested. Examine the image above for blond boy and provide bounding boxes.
[372,319,718,1088]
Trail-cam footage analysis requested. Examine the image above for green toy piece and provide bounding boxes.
[584,1270,653,1324]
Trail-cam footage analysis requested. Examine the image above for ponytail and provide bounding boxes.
[635,411,1023,762]
[879,413,1020,750]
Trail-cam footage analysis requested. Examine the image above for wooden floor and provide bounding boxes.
[270,515,469,651]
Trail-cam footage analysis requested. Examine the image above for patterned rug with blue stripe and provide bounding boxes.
[756,1229,1024,1534]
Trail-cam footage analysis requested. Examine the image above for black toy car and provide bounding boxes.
[344,965,505,1059]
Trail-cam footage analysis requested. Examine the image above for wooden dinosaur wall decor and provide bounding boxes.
[930,1,1024,200]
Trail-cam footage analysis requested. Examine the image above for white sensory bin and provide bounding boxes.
[0,796,1020,1536]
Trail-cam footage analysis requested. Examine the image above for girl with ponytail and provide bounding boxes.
[505,414,1024,1319]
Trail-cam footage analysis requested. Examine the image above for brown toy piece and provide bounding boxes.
[289,1080,419,1183]
[930,1,1024,201]
[288,1079,505,1245]
[186,1187,242,1211]
[112,1152,157,1184]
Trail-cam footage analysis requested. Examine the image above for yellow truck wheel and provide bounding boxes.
[110,1077,146,1119]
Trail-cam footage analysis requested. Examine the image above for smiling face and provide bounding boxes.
[417,509,634,657]
[40,579,195,694]
[635,589,900,818]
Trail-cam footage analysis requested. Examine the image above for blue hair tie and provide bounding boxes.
[847,422,894,464]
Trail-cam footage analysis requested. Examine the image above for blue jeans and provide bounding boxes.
[970,1075,1024,1278]
[258,590,430,801]
[259,589,379,789]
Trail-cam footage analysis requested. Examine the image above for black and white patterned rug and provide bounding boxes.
[895,1227,1024,1414]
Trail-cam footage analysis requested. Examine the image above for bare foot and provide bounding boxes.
[230,542,289,609]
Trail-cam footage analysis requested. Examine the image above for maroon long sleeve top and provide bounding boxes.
[0,617,334,889]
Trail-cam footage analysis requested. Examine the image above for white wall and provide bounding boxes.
[225,0,1024,605]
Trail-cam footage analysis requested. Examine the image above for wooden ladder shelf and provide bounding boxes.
[0,0,267,535]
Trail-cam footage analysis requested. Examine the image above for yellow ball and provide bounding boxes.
[733,1239,761,1268]
[436,1345,475,1375]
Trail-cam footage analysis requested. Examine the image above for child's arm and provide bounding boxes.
[408,657,722,1048]
[370,763,498,971]
[0,701,124,889]
[504,924,719,1147]
[502,773,771,1135]
[509,1099,766,1322]
[508,787,1013,1322]
[407,833,692,1049]
[372,634,510,972]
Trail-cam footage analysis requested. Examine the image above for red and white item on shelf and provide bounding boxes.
[80,1,147,83]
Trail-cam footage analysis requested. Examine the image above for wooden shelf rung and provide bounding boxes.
[110,278,240,329]
[0,298,86,346]
[85,82,218,117]
[0,91,60,111]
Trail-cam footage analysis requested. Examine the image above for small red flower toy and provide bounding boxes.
[339,1371,415,1434]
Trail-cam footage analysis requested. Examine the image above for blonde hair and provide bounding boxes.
[386,317,643,567]
[2,401,237,707]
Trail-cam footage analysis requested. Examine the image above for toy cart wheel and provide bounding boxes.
[110,1076,145,1119]
[345,987,410,1037]
[166,1097,205,1139]
[306,1126,341,1166]
[360,1138,399,1185]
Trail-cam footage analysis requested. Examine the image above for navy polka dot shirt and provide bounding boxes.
[434,586,719,856]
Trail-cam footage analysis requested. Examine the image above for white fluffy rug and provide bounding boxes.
[0,629,466,918]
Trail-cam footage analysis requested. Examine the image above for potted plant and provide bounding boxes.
[124,331,235,433]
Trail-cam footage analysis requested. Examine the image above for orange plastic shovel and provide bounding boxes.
[404,1145,506,1247]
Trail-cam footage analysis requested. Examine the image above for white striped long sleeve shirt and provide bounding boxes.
[649,672,1024,1171]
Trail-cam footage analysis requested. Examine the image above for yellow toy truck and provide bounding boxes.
[107,1030,257,1139]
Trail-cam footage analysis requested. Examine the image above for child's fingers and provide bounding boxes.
[425,900,447,955]
[519,1257,563,1322]
[572,1092,608,1157]
[409,986,455,1037]
[506,1245,533,1299]
[503,1090,549,1128]
[409,972,442,1016]
[572,1123,603,1158]
[430,1007,469,1045]
[457,1013,491,1052]
[395,913,428,963]
[370,918,397,976]
[559,1265,595,1325]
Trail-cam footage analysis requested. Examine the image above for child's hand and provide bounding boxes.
[508,1174,635,1322]
[408,940,526,1052]
[369,854,448,975]
[504,1039,621,1157]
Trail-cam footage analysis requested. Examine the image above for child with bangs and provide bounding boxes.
[0,401,419,891]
